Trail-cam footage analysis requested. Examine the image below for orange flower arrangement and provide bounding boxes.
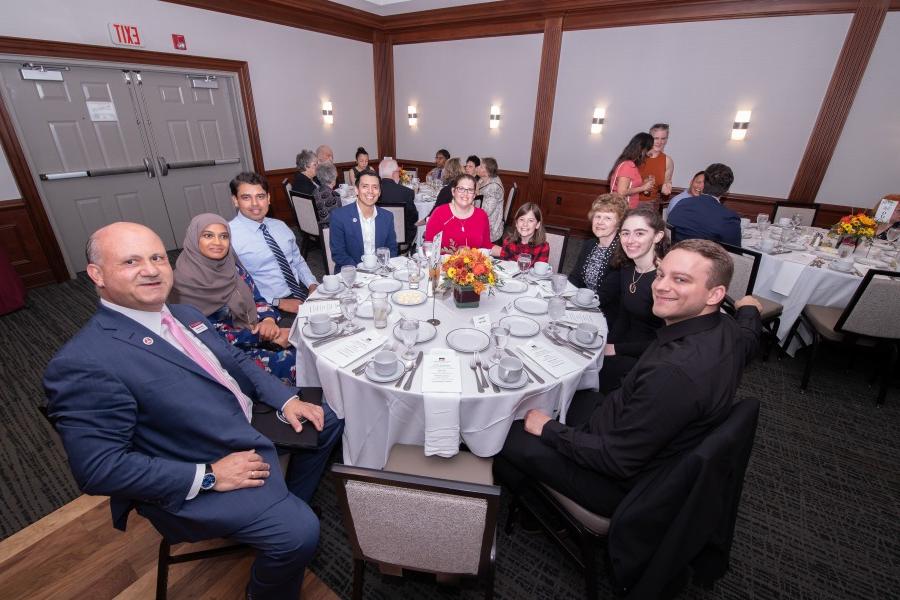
[831,212,877,239]
[441,246,496,296]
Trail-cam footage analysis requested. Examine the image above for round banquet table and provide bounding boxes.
[290,258,607,469]
[741,227,897,353]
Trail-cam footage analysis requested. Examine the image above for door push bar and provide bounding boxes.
[40,158,156,180]
[156,156,240,176]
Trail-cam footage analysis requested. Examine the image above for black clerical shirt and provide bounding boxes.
[541,306,761,480]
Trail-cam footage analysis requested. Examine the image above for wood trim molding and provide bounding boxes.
[372,32,397,159]
[525,17,563,207]
[788,0,889,203]
[0,36,268,281]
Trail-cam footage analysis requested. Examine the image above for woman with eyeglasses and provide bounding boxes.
[424,174,491,252]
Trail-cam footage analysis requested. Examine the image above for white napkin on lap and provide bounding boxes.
[423,392,461,458]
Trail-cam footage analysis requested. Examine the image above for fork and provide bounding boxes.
[311,326,363,348]
[469,356,485,393]
[543,330,592,359]
[477,351,499,393]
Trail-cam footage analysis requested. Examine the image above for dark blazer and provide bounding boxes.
[329,202,398,269]
[292,172,317,197]
[44,303,296,542]
[428,184,453,216]
[667,194,741,247]
[379,177,418,244]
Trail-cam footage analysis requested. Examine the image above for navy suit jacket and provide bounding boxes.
[329,202,397,269]
[667,194,742,247]
[44,303,297,543]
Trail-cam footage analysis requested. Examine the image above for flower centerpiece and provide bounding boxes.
[441,246,496,308]
[831,212,877,249]
[399,169,412,185]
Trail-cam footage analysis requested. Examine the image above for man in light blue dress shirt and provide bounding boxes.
[229,172,318,313]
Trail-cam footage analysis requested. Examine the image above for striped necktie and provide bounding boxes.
[259,222,308,301]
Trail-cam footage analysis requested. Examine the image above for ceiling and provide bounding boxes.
[326,0,496,16]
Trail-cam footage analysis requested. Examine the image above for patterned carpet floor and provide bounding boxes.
[1,241,897,599]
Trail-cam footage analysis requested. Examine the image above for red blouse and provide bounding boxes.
[424,203,492,251]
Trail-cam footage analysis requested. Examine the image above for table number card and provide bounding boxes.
[319,332,386,368]
[421,348,461,393]
[471,314,492,332]
[518,341,579,378]
[874,198,898,223]
[297,300,340,318]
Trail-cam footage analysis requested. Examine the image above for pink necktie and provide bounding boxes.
[161,313,252,421]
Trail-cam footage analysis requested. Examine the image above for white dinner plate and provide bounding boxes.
[496,278,528,294]
[487,364,528,390]
[567,328,605,349]
[368,278,402,293]
[356,301,393,319]
[393,268,426,282]
[514,297,549,315]
[392,289,428,306]
[393,320,437,344]
[499,315,540,337]
[446,328,491,353]
[365,362,406,383]
[570,297,600,309]
[301,322,339,339]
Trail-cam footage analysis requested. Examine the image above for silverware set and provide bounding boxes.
[542,329,593,359]
[395,351,423,390]
[311,326,364,348]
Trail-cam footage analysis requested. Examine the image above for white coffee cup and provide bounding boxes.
[760,238,777,253]
[575,288,599,306]
[323,274,342,291]
[362,254,378,269]
[498,356,523,383]
[575,323,599,345]
[373,350,398,376]
[308,313,332,335]
[533,261,551,276]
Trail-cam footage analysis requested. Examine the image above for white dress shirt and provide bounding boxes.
[358,203,378,256]
[229,212,318,302]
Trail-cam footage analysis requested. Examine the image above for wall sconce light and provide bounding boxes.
[322,101,333,125]
[407,105,417,127]
[489,105,501,129]
[731,110,751,140]
[590,107,605,134]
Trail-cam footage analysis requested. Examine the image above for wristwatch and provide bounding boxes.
[200,463,216,492]
[272,298,281,307]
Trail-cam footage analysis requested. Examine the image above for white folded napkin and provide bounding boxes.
[770,261,807,296]
[423,392,461,458]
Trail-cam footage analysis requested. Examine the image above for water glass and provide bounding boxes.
[490,324,510,364]
[407,257,422,289]
[517,253,532,277]
[547,296,567,335]
[376,246,391,274]
[371,292,389,329]
[340,265,357,289]
[422,241,434,264]
[398,317,420,360]
[339,293,358,330]
[756,213,770,237]
[551,273,568,296]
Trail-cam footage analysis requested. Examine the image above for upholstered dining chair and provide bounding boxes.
[503,182,518,227]
[544,225,571,274]
[332,444,499,600]
[289,190,323,258]
[378,201,409,254]
[320,224,335,276]
[782,268,900,404]
[773,201,819,227]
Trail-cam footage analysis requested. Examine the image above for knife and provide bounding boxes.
[506,348,544,383]
[311,327,362,348]
[402,351,424,391]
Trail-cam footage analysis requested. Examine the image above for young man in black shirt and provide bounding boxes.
[494,239,762,515]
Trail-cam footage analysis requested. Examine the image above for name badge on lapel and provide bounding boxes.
[189,321,209,334]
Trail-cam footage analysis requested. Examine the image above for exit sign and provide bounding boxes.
[108,23,144,47]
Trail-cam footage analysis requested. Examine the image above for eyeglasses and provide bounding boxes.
[455,187,476,195]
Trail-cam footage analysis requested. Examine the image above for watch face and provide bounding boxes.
[201,473,216,490]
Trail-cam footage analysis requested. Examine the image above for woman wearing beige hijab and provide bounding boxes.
[170,213,296,384]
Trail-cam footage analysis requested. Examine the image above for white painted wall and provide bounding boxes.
[0,146,20,200]
[546,15,851,198]
[817,13,900,208]
[394,35,543,172]
[0,0,377,173]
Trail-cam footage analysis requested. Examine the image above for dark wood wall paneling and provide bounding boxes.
[372,32,397,160]
[0,199,55,287]
[525,17,563,208]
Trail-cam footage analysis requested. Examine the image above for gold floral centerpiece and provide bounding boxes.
[831,212,877,249]
[399,169,412,185]
[442,246,496,308]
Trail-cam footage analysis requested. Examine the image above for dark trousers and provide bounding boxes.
[493,390,631,516]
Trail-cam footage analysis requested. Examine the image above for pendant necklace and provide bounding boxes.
[629,266,653,294]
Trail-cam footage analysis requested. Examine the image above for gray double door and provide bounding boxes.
[0,61,250,272]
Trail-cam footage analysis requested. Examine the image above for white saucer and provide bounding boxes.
[316,285,345,296]
[567,328,604,349]
[499,315,540,337]
[393,320,437,344]
[527,271,553,281]
[357,262,379,273]
[357,300,393,319]
[497,278,528,294]
[365,361,406,383]
[302,322,339,339]
[570,297,600,309]
[514,297,549,315]
[393,268,426,282]
[368,278,402,293]
[487,364,528,389]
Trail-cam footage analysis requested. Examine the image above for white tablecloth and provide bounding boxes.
[290,259,607,468]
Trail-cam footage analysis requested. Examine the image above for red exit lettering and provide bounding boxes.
[109,23,143,47]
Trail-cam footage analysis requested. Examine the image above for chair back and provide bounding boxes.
[289,191,321,238]
[344,169,353,186]
[664,221,675,243]
[719,242,761,300]
[320,224,335,275]
[835,269,900,339]
[504,182,518,224]
[773,202,818,227]
[379,202,407,245]
[282,178,292,204]
[544,226,570,273]
[332,463,500,578]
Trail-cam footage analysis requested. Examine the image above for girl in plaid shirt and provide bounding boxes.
[492,202,550,263]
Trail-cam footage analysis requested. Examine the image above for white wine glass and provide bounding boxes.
[551,273,568,296]
[339,293,358,331]
[376,246,391,275]
[517,253,532,278]
[340,265,357,289]
[398,317,420,360]
[547,296,567,335]
[490,324,510,364]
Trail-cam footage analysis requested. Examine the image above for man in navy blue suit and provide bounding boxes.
[329,171,397,269]
[667,163,742,247]
[44,222,342,600]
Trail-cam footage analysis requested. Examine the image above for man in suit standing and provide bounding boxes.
[378,159,418,247]
[667,163,742,247]
[44,222,343,600]
[329,171,397,269]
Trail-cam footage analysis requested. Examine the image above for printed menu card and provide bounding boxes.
[421,348,462,393]
[297,300,340,318]
[319,332,386,368]
[518,340,579,378]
